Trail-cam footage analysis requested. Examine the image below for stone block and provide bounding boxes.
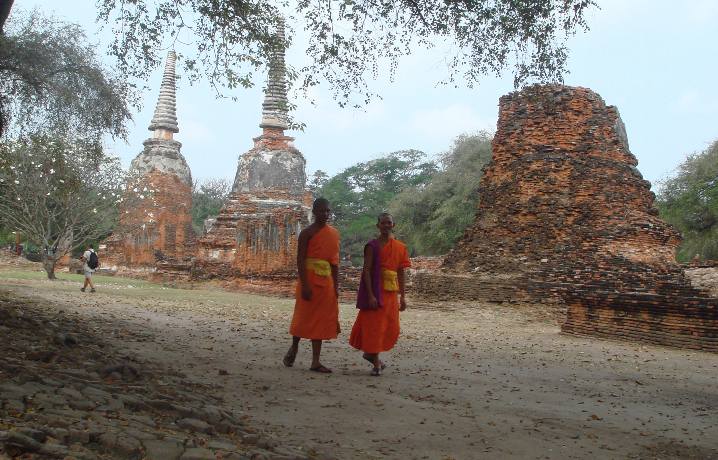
[180,447,216,460]
[143,439,185,460]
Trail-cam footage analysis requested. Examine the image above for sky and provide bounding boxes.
[17,0,718,190]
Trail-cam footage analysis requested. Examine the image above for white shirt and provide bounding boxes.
[83,249,95,272]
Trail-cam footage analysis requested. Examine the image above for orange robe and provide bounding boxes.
[349,238,411,353]
[289,225,340,340]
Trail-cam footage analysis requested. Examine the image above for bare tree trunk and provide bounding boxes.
[43,255,56,280]
[0,0,15,35]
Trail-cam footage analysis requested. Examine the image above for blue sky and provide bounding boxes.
[18,0,718,190]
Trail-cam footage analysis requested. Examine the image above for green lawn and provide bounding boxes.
[0,267,295,309]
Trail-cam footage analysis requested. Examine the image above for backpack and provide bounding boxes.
[88,251,99,270]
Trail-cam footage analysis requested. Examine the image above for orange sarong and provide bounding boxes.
[349,238,411,353]
[289,225,340,340]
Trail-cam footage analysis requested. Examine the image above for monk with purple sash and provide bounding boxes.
[349,212,411,376]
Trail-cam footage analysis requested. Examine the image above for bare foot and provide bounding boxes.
[283,347,297,367]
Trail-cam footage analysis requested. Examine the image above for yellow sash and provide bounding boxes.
[382,269,399,291]
[306,258,331,277]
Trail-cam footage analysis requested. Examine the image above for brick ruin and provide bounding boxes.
[102,52,194,273]
[193,21,311,281]
[414,85,717,352]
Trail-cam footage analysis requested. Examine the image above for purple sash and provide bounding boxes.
[356,239,382,310]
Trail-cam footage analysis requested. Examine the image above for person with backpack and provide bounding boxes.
[80,245,99,293]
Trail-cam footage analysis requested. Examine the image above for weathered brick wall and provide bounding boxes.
[561,286,718,352]
[411,256,444,271]
[443,85,678,276]
[193,188,309,279]
[415,84,718,351]
[102,170,193,270]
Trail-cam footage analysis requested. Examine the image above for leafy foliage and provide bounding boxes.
[0,135,140,278]
[390,133,492,255]
[96,0,596,108]
[191,177,231,234]
[0,9,134,138]
[307,169,329,197]
[318,150,437,261]
[656,140,718,261]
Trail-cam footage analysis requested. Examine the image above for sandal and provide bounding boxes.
[309,365,332,373]
[282,349,297,367]
[370,367,382,377]
[362,353,386,370]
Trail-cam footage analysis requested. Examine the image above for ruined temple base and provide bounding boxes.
[412,271,560,304]
[414,271,718,352]
[194,189,310,280]
[562,288,718,352]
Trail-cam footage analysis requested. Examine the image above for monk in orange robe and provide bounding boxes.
[349,212,410,376]
[283,198,340,373]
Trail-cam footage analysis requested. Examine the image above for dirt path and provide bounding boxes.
[2,274,717,459]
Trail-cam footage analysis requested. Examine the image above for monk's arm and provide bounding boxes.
[362,244,376,303]
[331,263,339,298]
[398,267,407,311]
[297,228,311,297]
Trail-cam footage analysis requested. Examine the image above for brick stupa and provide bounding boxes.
[194,22,311,279]
[103,51,194,271]
[415,85,717,351]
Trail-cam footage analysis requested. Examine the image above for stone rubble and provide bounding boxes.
[0,290,317,460]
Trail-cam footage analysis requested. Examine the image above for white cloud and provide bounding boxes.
[297,96,388,132]
[586,0,718,29]
[181,120,214,142]
[675,89,717,115]
[682,0,718,24]
[677,90,701,112]
[407,104,493,142]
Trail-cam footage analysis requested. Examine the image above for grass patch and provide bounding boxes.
[0,268,150,287]
[0,267,295,309]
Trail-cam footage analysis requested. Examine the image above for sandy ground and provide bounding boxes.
[1,271,717,460]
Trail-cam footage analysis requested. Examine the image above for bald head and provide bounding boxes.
[312,197,331,225]
[313,197,329,212]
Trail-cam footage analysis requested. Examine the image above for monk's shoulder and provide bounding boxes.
[298,225,313,239]
[326,225,341,239]
[392,238,408,252]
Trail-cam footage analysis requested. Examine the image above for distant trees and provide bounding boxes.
[0,135,139,279]
[314,133,493,261]
[0,9,134,138]
[307,170,329,198]
[657,140,718,261]
[390,133,493,255]
[317,150,437,261]
[191,178,231,234]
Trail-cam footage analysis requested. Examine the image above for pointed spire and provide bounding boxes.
[259,21,289,131]
[148,51,179,135]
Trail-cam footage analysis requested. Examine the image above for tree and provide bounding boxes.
[657,140,718,261]
[191,177,231,234]
[0,135,141,279]
[318,149,437,261]
[390,132,493,255]
[308,170,329,197]
[0,8,134,138]
[94,0,596,108]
